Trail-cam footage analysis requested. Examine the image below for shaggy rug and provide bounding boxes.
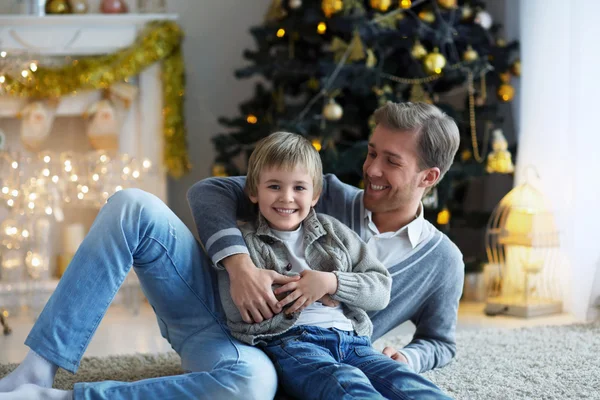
[1,323,598,399]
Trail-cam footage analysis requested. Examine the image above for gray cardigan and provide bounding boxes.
[218,209,392,345]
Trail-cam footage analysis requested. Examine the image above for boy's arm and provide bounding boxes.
[327,217,392,311]
[400,252,464,373]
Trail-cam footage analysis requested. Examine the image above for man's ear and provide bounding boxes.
[420,167,441,189]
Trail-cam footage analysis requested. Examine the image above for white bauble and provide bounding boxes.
[474,10,492,30]
[323,100,343,121]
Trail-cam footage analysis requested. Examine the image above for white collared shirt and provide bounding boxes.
[362,203,432,268]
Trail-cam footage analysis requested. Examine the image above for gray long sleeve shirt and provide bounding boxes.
[188,174,464,373]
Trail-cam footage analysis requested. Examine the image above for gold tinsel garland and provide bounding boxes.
[3,21,190,178]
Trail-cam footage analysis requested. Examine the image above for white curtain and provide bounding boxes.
[518,0,600,321]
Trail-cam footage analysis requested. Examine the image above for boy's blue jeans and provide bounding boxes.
[22,189,450,399]
[261,326,451,400]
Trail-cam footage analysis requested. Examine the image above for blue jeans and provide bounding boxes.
[24,189,277,400]
[261,326,451,400]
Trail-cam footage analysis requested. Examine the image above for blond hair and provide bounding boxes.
[246,131,323,198]
[373,102,460,181]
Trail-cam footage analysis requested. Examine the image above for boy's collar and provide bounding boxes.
[256,208,326,244]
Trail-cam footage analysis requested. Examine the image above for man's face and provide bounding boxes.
[362,125,427,214]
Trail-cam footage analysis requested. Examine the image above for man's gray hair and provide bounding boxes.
[373,102,460,181]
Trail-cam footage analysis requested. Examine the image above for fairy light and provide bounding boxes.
[7,199,14,207]
[52,175,59,183]
[81,185,89,193]
[11,161,18,169]
[92,174,100,181]
[42,168,50,176]
[43,156,51,163]
[45,206,53,215]
[2,187,8,194]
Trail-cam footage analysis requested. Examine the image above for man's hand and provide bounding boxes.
[274,270,337,314]
[383,346,408,364]
[224,254,300,324]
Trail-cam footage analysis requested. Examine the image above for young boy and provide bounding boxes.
[218,131,447,399]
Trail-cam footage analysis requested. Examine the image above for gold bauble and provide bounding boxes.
[322,0,343,18]
[423,48,446,75]
[323,99,343,121]
[418,10,435,23]
[437,207,450,225]
[499,72,511,84]
[370,0,392,12]
[511,60,521,77]
[400,0,411,9]
[462,45,478,62]
[497,84,515,102]
[46,0,72,13]
[212,163,228,177]
[461,4,473,20]
[411,40,428,60]
[437,0,457,9]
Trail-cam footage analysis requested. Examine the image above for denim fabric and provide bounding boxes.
[24,189,277,400]
[261,326,452,400]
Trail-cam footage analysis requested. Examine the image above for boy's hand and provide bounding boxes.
[224,254,300,324]
[319,294,340,307]
[274,270,337,314]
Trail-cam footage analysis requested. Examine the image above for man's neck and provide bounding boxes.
[372,202,421,234]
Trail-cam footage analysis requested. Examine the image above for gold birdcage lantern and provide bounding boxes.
[484,169,563,318]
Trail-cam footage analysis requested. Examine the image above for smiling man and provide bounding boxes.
[188,101,464,396]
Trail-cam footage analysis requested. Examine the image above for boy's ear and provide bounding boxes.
[311,192,321,207]
[249,193,258,204]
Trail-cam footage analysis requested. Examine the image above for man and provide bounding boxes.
[0,102,461,399]
[189,102,464,382]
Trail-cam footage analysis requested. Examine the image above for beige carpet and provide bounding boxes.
[1,322,599,399]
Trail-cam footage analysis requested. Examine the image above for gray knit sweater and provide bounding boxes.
[218,209,392,345]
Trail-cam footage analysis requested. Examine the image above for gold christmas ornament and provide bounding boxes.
[437,207,450,225]
[511,60,521,77]
[46,0,72,13]
[486,129,514,174]
[370,0,392,12]
[289,0,302,9]
[423,48,446,75]
[323,98,344,121]
[461,4,473,20]
[246,114,258,124]
[418,10,435,23]
[265,0,288,22]
[400,0,412,9]
[330,31,365,63]
[311,138,323,151]
[3,22,189,178]
[322,0,343,18]
[497,84,515,102]
[461,149,472,162]
[411,40,428,60]
[463,45,479,62]
[212,163,228,177]
[437,0,457,9]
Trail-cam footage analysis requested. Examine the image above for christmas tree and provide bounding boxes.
[212,0,519,271]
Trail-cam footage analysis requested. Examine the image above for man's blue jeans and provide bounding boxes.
[24,189,277,399]
[261,326,451,400]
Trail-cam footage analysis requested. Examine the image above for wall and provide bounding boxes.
[519,0,600,321]
[166,0,272,232]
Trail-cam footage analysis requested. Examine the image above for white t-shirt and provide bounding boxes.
[271,225,354,332]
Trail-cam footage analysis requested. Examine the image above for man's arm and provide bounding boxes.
[400,251,464,373]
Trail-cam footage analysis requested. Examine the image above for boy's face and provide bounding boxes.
[249,165,319,231]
